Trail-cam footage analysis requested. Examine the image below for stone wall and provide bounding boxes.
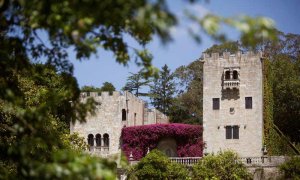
[203,52,264,157]
[144,108,169,125]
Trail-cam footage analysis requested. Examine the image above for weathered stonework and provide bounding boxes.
[70,91,169,157]
[202,52,263,157]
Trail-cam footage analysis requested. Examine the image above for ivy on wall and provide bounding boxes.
[263,58,297,155]
[121,123,203,160]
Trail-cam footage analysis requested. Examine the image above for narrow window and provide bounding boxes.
[233,70,238,80]
[232,126,239,139]
[95,134,101,146]
[225,71,230,80]
[103,133,109,147]
[225,126,239,139]
[87,92,90,96]
[122,109,126,121]
[134,113,137,126]
[213,98,220,110]
[87,134,94,146]
[245,97,252,109]
[225,126,232,139]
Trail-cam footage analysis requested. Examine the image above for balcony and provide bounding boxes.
[223,67,240,90]
[89,146,110,157]
[223,80,240,89]
[169,157,202,166]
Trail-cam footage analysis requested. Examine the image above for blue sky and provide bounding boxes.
[70,0,300,91]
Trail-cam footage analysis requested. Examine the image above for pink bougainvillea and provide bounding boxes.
[121,123,203,160]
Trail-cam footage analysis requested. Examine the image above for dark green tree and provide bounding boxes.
[81,85,102,92]
[81,82,116,95]
[279,156,300,179]
[170,61,203,124]
[101,82,116,94]
[204,41,241,54]
[150,65,176,115]
[260,31,300,145]
[123,70,150,96]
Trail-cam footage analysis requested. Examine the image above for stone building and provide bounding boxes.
[202,52,263,157]
[70,91,169,157]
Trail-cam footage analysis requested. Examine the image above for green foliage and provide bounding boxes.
[189,13,277,48]
[263,58,276,154]
[127,149,189,180]
[192,151,252,180]
[204,41,241,54]
[261,32,300,154]
[123,70,151,96]
[263,58,297,155]
[101,82,116,94]
[150,65,176,115]
[62,133,89,152]
[1,0,179,75]
[0,36,111,178]
[279,157,300,180]
[81,86,102,93]
[170,60,203,124]
[29,150,116,179]
[272,55,300,144]
[81,82,116,95]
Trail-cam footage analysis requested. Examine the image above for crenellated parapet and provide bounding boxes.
[80,91,121,99]
[80,91,144,104]
[202,51,263,67]
[202,51,262,60]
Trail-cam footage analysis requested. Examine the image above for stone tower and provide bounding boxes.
[202,52,263,157]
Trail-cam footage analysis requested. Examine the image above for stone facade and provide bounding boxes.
[202,51,263,157]
[70,91,169,157]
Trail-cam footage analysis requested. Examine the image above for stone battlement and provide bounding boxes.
[202,51,262,61]
[80,91,144,103]
[80,91,121,98]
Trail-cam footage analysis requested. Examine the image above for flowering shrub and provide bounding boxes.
[121,123,203,160]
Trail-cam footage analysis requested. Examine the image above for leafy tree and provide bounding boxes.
[81,82,116,95]
[124,70,150,96]
[259,31,300,146]
[127,149,189,180]
[192,151,252,180]
[170,60,203,124]
[81,85,102,93]
[0,48,113,178]
[150,65,176,115]
[272,55,300,143]
[204,41,241,54]
[279,156,300,180]
[101,82,116,94]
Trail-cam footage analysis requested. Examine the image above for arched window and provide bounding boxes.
[87,134,94,146]
[233,70,238,80]
[225,71,230,80]
[103,133,109,147]
[122,109,126,121]
[95,134,101,147]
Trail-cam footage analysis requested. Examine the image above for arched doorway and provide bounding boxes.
[157,137,177,157]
